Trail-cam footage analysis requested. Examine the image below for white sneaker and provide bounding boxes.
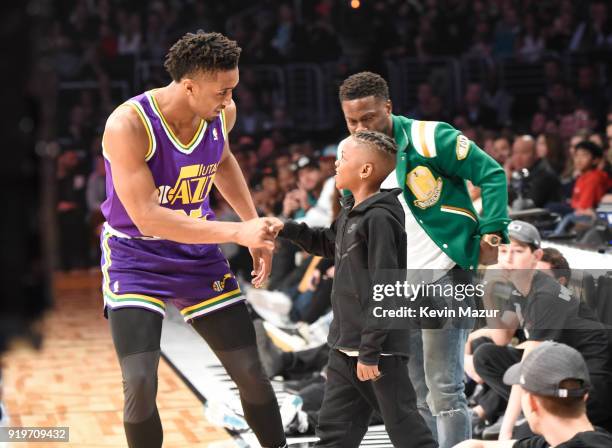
[246,289,292,315]
[280,395,308,434]
[204,400,249,432]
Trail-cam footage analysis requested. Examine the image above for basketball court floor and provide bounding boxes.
[2,273,392,447]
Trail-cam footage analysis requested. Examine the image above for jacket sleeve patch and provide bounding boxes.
[456,134,470,160]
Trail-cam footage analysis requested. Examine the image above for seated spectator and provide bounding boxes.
[117,13,141,55]
[516,13,544,62]
[535,248,571,287]
[233,87,270,134]
[254,321,329,380]
[271,157,334,290]
[57,149,88,271]
[281,157,330,225]
[469,221,612,438]
[490,136,512,167]
[535,133,566,175]
[408,82,435,120]
[86,154,106,264]
[456,342,612,448]
[317,145,337,179]
[465,246,572,437]
[482,70,514,127]
[459,83,498,130]
[551,141,610,236]
[277,166,297,194]
[508,135,562,209]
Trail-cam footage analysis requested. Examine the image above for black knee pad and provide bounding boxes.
[120,350,160,423]
[221,347,274,405]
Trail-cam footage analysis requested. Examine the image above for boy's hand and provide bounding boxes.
[356,361,380,381]
[267,217,285,236]
[237,218,279,249]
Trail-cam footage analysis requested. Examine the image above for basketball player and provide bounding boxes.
[101,31,286,448]
[338,72,510,448]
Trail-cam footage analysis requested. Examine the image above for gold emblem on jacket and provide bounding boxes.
[406,166,443,209]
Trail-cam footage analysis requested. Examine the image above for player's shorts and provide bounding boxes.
[100,224,244,322]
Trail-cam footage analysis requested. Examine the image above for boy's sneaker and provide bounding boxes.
[204,400,249,432]
[280,395,309,435]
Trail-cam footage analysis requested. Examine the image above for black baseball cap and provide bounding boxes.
[503,341,591,398]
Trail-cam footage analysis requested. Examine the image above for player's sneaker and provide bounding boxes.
[280,395,309,435]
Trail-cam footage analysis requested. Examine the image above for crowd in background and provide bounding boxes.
[40,1,612,444]
[49,0,612,271]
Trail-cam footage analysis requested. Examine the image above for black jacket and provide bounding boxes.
[280,188,410,365]
[509,158,562,207]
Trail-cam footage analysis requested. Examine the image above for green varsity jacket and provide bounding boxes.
[390,114,510,270]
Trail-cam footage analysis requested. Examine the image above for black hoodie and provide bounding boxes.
[279,188,410,365]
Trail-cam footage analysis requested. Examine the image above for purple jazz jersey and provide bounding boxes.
[100,90,243,321]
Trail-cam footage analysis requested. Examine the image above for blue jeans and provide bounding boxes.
[407,268,474,448]
[551,212,594,236]
[408,328,471,448]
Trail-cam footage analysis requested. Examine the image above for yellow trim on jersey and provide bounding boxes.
[148,91,205,150]
[121,102,155,161]
[180,288,242,315]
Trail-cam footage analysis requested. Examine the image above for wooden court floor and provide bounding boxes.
[1,272,237,448]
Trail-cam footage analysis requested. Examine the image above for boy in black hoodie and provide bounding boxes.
[270,130,436,447]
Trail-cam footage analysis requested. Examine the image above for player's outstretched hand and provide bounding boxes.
[250,246,273,289]
[266,217,284,236]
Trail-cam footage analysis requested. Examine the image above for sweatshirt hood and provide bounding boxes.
[341,188,404,221]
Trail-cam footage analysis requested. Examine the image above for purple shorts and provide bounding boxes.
[100,226,243,322]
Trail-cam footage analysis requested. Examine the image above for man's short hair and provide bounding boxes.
[164,31,241,81]
[534,379,587,418]
[541,248,571,282]
[339,72,390,102]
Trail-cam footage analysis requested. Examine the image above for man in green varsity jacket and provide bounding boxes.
[338,72,510,448]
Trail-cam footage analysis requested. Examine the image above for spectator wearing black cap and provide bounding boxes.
[455,342,612,448]
[551,141,611,236]
[469,221,612,439]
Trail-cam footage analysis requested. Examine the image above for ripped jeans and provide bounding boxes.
[408,328,471,448]
[406,268,474,448]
